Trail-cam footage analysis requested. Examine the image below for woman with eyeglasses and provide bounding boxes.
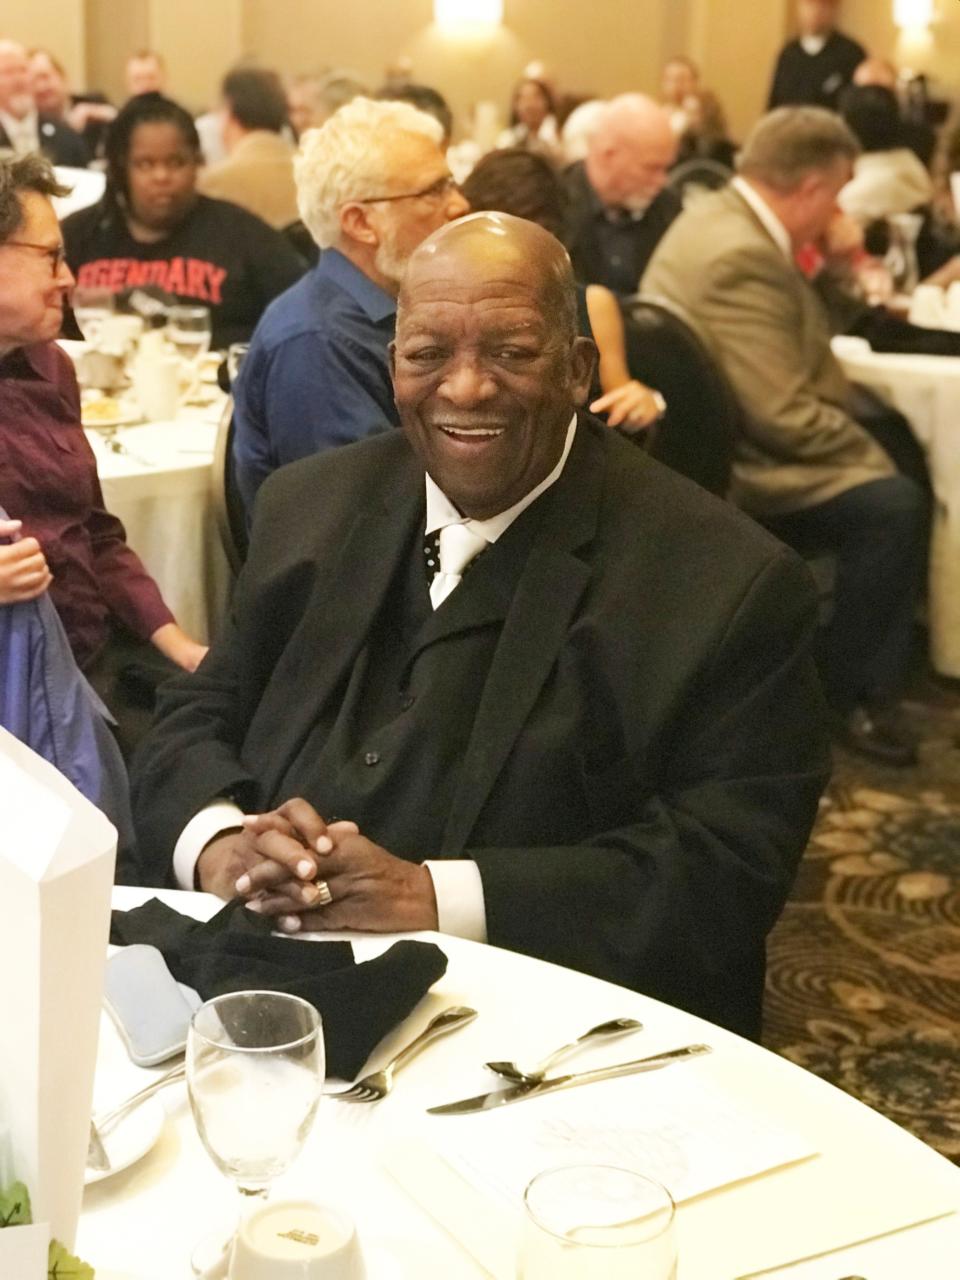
[0,153,206,754]
[61,93,306,348]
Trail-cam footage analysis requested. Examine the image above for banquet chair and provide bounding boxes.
[618,294,741,497]
[667,158,732,205]
[211,397,249,577]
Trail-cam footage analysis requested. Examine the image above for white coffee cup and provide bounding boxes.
[909,283,946,329]
[132,351,181,422]
[228,1201,366,1280]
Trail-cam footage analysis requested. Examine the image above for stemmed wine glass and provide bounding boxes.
[186,990,324,1275]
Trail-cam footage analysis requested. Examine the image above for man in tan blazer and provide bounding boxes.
[643,108,929,766]
[199,68,298,231]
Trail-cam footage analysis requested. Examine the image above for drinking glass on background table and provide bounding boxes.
[71,285,115,346]
[186,990,325,1275]
[168,304,213,398]
[519,1164,677,1279]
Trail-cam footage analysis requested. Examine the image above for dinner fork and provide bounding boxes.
[328,1005,478,1103]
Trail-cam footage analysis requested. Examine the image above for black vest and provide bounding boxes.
[273,504,545,859]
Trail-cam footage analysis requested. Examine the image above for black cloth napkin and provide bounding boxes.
[110,898,448,1080]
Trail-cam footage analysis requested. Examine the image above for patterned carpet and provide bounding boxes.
[763,679,960,1160]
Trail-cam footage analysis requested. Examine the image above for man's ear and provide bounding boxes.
[569,335,598,407]
[340,202,379,248]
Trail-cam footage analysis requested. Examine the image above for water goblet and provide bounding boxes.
[186,990,324,1275]
[518,1164,677,1279]
[71,285,115,348]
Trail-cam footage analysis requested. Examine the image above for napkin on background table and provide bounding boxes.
[110,898,448,1079]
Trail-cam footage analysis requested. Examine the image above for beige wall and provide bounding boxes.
[842,0,960,95]
[2,0,85,85]
[18,0,960,145]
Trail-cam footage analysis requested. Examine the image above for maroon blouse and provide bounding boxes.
[0,342,174,668]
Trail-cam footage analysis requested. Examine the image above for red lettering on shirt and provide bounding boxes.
[107,259,129,290]
[124,261,152,287]
[146,261,170,289]
[165,256,186,295]
[205,264,227,305]
[186,259,208,299]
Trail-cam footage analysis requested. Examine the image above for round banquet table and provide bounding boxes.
[831,334,960,678]
[77,888,960,1280]
[84,417,229,645]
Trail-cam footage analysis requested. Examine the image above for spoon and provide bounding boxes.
[485,1017,644,1084]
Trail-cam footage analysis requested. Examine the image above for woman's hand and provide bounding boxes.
[0,521,52,603]
[150,621,208,672]
[590,381,666,432]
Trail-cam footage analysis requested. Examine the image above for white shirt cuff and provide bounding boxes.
[173,800,246,890]
[424,859,488,943]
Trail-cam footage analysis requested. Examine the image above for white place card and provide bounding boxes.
[0,728,117,1253]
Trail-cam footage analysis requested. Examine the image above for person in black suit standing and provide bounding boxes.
[563,94,682,295]
[131,213,830,1039]
[768,0,865,113]
[0,40,88,167]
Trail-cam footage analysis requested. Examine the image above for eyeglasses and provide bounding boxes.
[354,174,459,205]
[3,240,68,275]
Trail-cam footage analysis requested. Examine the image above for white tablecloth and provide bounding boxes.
[85,414,230,644]
[833,334,960,676]
[77,888,960,1280]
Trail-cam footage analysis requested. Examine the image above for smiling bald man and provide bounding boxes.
[132,213,830,1039]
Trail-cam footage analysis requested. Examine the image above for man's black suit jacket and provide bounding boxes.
[132,416,830,1038]
[562,163,682,295]
[0,115,89,168]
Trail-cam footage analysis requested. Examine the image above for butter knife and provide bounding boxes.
[427,1042,711,1115]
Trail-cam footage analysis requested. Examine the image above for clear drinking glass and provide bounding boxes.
[71,284,115,347]
[186,990,324,1273]
[167,304,213,365]
[518,1164,677,1280]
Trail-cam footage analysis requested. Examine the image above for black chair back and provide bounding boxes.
[667,158,733,204]
[211,397,249,576]
[619,294,744,497]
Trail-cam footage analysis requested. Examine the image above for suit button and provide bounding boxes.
[363,751,381,766]
[400,693,416,711]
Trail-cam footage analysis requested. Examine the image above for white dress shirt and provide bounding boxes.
[173,416,580,943]
[800,34,829,57]
[731,176,794,261]
[0,108,39,155]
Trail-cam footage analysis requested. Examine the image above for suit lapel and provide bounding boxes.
[441,418,603,851]
[259,446,425,798]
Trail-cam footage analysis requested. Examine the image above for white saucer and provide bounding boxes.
[84,1098,165,1185]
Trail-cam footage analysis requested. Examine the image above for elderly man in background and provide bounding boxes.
[124,49,165,100]
[0,39,87,166]
[199,68,298,230]
[132,213,829,1039]
[768,0,865,113]
[644,108,929,766]
[562,93,681,295]
[231,96,468,515]
[28,48,115,162]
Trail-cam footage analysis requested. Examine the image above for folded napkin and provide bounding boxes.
[110,898,448,1080]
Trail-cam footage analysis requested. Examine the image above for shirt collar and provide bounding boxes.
[732,176,793,260]
[424,414,577,542]
[315,247,396,324]
[0,107,38,151]
[800,34,830,56]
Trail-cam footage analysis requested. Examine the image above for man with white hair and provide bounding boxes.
[0,39,87,166]
[563,93,681,294]
[232,96,468,516]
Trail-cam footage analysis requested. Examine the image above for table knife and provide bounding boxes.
[426,1042,711,1115]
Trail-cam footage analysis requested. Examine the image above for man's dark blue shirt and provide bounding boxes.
[232,248,398,516]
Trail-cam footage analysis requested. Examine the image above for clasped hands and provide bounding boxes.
[196,797,439,934]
